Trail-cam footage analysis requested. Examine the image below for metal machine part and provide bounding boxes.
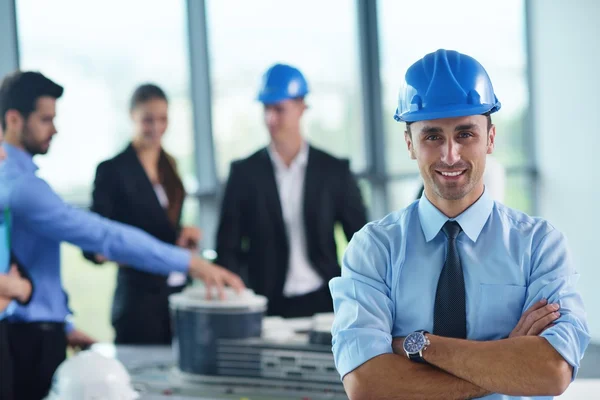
[169,286,268,375]
[93,294,345,399]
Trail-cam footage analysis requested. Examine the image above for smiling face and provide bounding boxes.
[405,115,495,211]
[131,97,168,149]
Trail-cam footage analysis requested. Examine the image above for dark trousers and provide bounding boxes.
[112,282,186,345]
[0,320,14,400]
[8,322,66,400]
[270,285,334,318]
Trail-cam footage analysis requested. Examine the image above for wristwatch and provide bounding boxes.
[402,330,430,363]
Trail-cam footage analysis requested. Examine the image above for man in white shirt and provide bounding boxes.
[216,63,367,318]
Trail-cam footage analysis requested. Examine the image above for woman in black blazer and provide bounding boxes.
[85,84,201,344]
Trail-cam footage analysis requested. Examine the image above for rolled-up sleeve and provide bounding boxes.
[0,301,17,321]
[329,225,394,379]
[526,227,590,379]
[11,176,191,275]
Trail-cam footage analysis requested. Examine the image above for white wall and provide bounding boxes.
[529,0,600,342]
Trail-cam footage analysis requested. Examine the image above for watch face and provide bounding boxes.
[403,332,425,354]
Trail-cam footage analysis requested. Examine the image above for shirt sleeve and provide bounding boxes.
[527,226,590,379]
[0,300,17,320]
[329,225,395,379]
[64,316,75,334]
[11,175,191,275]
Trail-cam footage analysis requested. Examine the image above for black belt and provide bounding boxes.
[9,321,65,332]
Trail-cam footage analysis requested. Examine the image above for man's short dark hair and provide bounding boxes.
[0,71,64,130]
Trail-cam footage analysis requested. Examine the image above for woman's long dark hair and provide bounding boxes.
[131,83,185,227]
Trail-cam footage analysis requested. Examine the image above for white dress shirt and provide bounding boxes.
[268,142,324,297]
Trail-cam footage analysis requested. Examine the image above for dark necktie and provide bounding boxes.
[433,220,467,339]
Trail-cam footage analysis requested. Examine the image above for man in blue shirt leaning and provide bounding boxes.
[0,129,33,314]
[0,120,34,400]
[330,49,589,399]
[0,71,245,400]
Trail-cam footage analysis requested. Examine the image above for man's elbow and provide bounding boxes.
[545,360,573,396]
[343,370,371,400]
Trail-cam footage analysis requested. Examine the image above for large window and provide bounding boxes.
[206,0,365,180]
[17,0,195,203]
[378,0,531,212]
[10,0,533,342]
[16,0,194,342]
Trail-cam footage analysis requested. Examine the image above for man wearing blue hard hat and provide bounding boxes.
[216,63,367,318]
[330,49,589,399]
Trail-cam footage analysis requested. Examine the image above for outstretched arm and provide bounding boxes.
[11,175,245,296]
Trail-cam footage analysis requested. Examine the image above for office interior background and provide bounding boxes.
[0,0,597,349]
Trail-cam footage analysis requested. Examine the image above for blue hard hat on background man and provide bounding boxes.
[257,63,309,105]
[394,49,501,123]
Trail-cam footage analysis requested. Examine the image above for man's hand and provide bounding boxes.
[94,254,108,263]
[510,299,560,338]
[0,264,32,307]
[8,264,32,303]
[188,257,245,299]
[177,226,202,251]
[0,265,14,311]
[67,329,96,350]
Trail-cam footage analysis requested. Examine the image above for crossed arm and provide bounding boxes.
[412,334,571,397]
[343,353,488,400]
[332,227,589,400]
[343,300,568,400]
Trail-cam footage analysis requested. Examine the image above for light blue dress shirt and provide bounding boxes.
[330,188,590,400]
[0,143,191,332]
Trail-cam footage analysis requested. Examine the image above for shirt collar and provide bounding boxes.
[267,141,309,172]
[2,143,38,173]
[418,187,494,243]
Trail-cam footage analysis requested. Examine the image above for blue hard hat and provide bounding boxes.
[394,49,501,123]
[257,63,309,105]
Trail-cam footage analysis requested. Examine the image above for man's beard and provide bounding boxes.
[21,128,48,156]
